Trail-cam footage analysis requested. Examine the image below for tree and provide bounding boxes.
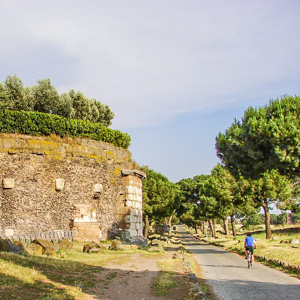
[248,170,293,238]
[1,75,115,127]
[89,100,100,123]
[141,167,181,238]
[94,101,114,126]
[198,175,219,238]
[242,214,265,229]
[0,82,9,110]
[216,95,300,238]
[54,93,75,119]
[210,164,236,235]
[216,95,300,179]
[33,79,59,113]
[210,164,258,236]
[4,75,34,111]
[69,90,91,121]
[177,178,202,232]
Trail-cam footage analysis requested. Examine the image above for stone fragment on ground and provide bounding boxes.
[0,238,23,254]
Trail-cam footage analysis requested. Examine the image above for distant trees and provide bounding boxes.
[177,165,257,237]
[141,167,181,238]
[0,75,114,127]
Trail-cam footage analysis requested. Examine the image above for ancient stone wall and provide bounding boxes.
[0,133,144,241]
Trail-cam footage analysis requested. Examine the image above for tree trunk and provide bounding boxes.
[213,219,216,238]
[194,224,198,234]
[168,215,173,228]
[230,215,236,236]
[144,214,150,239]
[262,199,272,239]
[209,219,215,238]
[201,222,205,234]
[223,218,229,236]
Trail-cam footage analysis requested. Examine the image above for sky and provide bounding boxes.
[0,0,299,183]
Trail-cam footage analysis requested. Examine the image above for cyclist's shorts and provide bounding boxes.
[246,246,254,254]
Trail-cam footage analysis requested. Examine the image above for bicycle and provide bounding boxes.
[246,247,254,268]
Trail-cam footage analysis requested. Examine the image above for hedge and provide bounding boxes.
[0,110,131,149]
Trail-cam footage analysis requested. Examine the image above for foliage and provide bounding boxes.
[0,75,114,127]
[216,95,300,238]
[216,95,300,179]
[142,167,181,224]
[33,78,59,113]
[0,110,130,149]
[242,214,265,228]
[290,213,300,224]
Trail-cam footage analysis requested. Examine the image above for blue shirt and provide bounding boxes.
[245,236,254,247]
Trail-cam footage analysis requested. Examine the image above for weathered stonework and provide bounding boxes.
[0,133,144,241]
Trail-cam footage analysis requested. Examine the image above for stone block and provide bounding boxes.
[130,209,137,216]
[94,183,103,193]
[125,229,138,238]
[124,215,130,223]
[3,138,17,149]
[130,222,137,230]
[4,228,14,237]
[126,200,133,207]
[55,178,65,191]
[127,193,136,201]
[2,178,14,189]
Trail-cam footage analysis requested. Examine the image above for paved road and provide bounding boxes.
[178,226,300,300]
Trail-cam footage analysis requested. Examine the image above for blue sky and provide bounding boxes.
[0,0,299,183]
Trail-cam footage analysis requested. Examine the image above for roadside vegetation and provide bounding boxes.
[0,241,124,300]
[0,239,202,300]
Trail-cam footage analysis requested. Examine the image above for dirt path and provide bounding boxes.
[179,226,300,300]
[83,249,191,300]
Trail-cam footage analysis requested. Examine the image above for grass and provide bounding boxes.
[153,271,178,296]
[0,241,136,300]
[153,257,182,296]
[0,239,197,300]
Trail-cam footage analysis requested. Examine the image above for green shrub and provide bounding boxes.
[0,110,131,149]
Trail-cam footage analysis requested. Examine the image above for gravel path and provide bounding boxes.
[179,226,300,300]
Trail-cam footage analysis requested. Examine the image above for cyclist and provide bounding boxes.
[244,233,256,264]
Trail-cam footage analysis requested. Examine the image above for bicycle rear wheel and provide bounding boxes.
[247,253,251,269]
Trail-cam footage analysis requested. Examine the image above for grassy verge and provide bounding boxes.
[0,239,200,300]
[0,241,139,300]
[153,257,184,296]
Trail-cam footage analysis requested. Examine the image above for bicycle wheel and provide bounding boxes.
[247,253,251,269]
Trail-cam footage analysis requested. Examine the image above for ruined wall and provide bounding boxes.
[0,133,144,241]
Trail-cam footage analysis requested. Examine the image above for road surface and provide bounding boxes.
[178,226,300,300]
